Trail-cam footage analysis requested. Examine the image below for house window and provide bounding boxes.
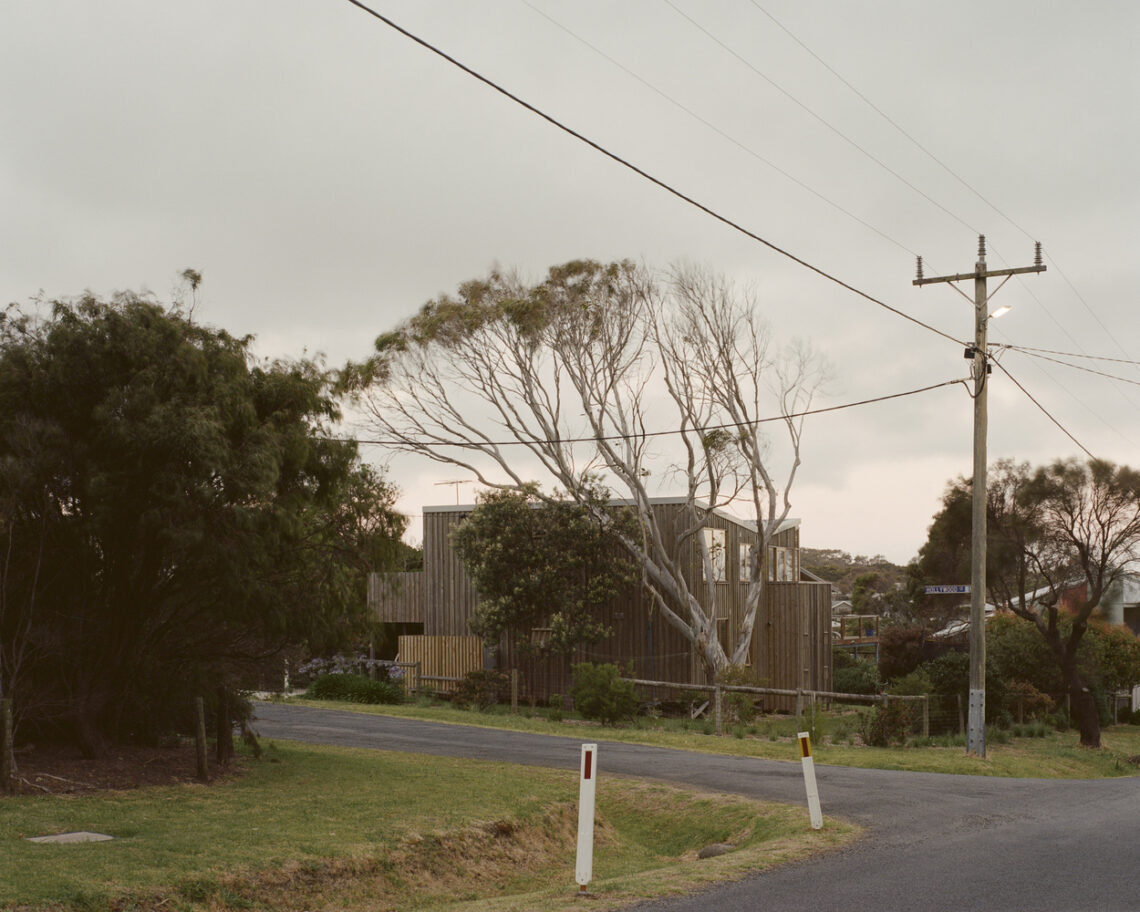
[739,544,753,582]
[701,528,726,583]
[768,546,799,582]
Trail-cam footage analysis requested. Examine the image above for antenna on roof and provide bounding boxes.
[434,479,473,505]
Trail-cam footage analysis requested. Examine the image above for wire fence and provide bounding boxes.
[393,664,1137,739]
[624,677,932,738]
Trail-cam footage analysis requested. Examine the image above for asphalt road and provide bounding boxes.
[252,702,1139,911]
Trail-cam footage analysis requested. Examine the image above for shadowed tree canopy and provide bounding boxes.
[913,458,1140,747]
[451,485,640,655]
[0,290,405,753]
[347,260,826,678]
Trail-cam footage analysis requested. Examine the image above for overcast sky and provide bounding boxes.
[3,1,1137,564]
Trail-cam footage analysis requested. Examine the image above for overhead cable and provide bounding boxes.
[342,0,962,348]
[743,0,1131,366]
[345,377,968,448]
[663,0,978,236]
[990,361,1096,460]
[519,0,919,258]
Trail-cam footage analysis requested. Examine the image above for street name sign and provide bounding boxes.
[924,585,970,594]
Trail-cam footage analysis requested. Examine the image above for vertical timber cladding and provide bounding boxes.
[750,524,832,711]
[367,571,425,624]
[494,504,696,703]
[423,506,481,636]
[674,503,749,684]
[415,499,830,703]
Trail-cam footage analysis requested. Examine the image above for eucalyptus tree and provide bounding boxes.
[349,260,825,678]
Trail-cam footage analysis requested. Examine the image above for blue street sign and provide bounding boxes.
[924,585,970,594]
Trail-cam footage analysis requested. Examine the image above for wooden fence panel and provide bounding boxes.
[397,635,483,691]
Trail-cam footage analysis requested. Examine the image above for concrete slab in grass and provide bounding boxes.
[28,831,115,844]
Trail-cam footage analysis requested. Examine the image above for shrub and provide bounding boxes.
[308,673,403,705]
[1002,680,1056,722]
[858,700,914,747]
[833,660,881,696]
[717,664,765,723]
[571,662,637,725]
[453,670,510,711]
[832,647,857,670]
[888,668,933,697]
[878,624,926,682]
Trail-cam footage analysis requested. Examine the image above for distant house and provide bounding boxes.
[370,498,832,707]
[999,574,1140,637]
[830,598,854,617]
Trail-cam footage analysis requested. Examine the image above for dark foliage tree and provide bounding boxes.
[451,485,639,655]
[914,458,1140,747]
[0,290,404,753]
[877,624,926,682]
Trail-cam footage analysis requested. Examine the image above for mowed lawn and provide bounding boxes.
[292,697,1140,779]
[2,741,855,912]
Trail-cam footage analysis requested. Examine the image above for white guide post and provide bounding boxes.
[575,743,598,892]
[798,731,823,830]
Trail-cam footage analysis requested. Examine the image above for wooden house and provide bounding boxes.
[370,498,832,707]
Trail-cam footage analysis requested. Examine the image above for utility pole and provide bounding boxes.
[914,235,1045,757]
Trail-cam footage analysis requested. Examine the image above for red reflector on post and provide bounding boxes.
[799,735,811,758]
[584,750,593,780]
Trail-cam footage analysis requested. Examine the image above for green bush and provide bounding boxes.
[858,700,914,747]
[832,647,857,670]
[878,624,926,682]
[833,660,881,696]
[717,664,764,723]
[571,662,637,725]
[453,670,510,711]
[1001,680,1056,721]
[309,673,403,705]
[888,668,933,696]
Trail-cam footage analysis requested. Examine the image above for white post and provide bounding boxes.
[798,732,822,830]
[575,743,598,893]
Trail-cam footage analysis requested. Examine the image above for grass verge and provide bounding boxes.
[2,740,856,911]
[287,696,1140,779]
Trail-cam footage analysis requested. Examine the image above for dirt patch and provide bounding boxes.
[7,742,241,795]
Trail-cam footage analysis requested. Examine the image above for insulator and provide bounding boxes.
[1034,241,1043,268]
[978,234,987,258]
[916,255,924,282]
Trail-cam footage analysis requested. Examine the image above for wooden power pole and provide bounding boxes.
[914,235,1045,757]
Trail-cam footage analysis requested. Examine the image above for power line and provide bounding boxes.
[519,0,919,258]
[1000,344,1140,366]
[999,346,1140,387]
[990,344,1139,451]
[663,0,979,237]
[744,0,1018,239]
[342,0,963,348]
[990,361,1095,460]
[342,377,968,448]
[740,1,1132,370]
